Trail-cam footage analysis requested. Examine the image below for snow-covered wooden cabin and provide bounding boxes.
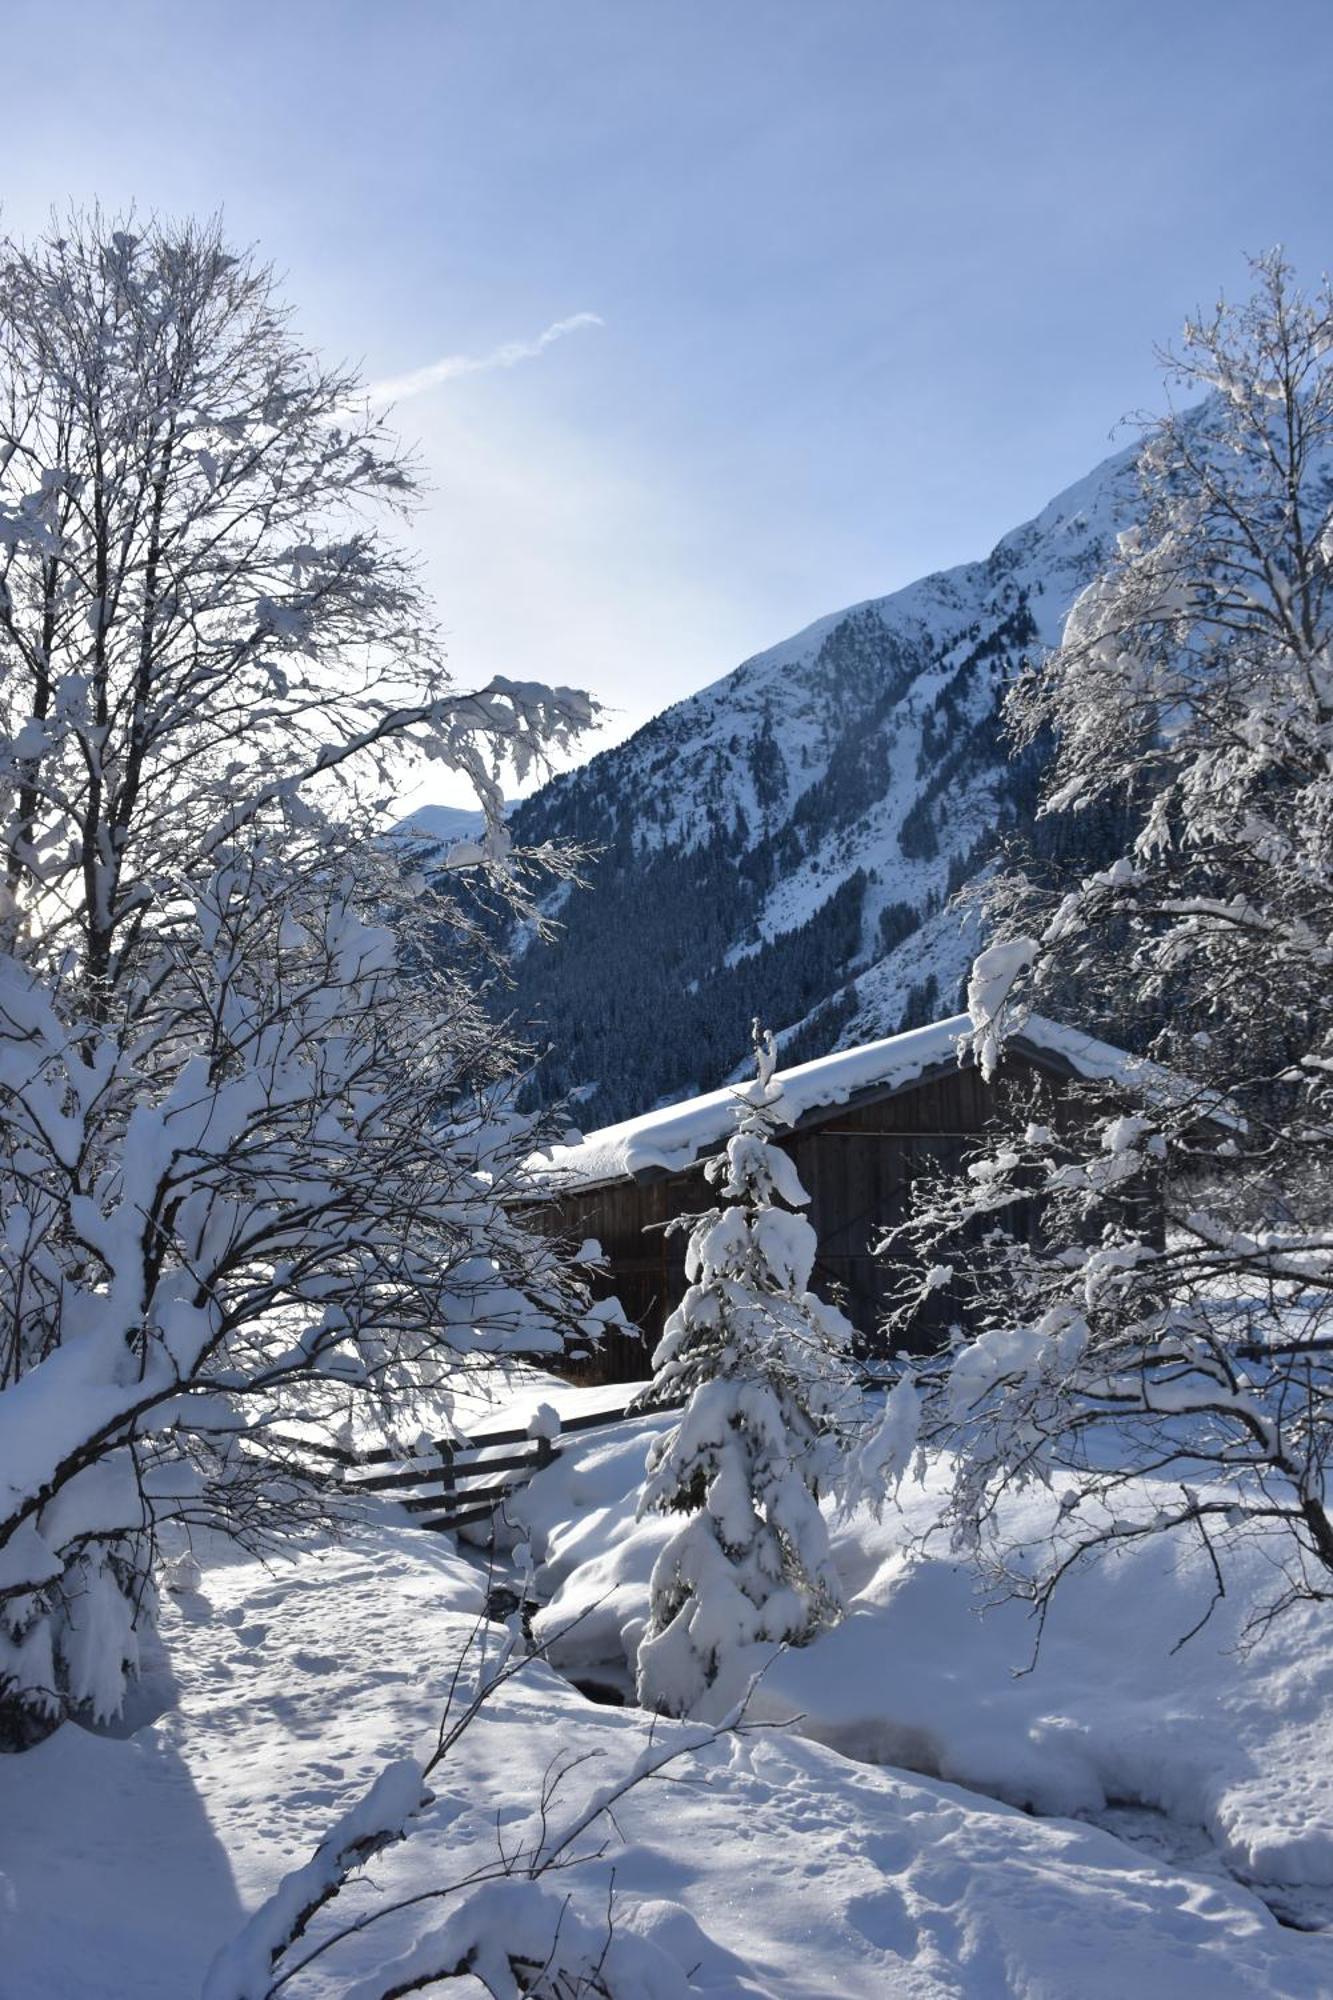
[522,1013,1156,1380]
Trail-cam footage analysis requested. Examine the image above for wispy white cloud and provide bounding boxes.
[368,311,604,405]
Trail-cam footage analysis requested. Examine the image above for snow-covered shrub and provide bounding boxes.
[634,1025,862,1716]
[0,215,595,1739]
[885,253,1333,1632]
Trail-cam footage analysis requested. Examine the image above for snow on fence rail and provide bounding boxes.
[272,1395,680,1536]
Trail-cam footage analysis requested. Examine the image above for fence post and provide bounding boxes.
[438,1438,457,1518]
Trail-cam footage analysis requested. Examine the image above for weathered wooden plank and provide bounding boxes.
[452,1449,549,1480]
[447,1425,531,1450]
[416,1503,512,1534]
[398,1475,534,1514]
[345,1447,545,1493]
[345,1460,455,1493]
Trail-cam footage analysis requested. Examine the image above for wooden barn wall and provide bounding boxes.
[530,1054,1068,1383]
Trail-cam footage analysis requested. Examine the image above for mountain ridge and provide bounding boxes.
[506,434,1147,1126]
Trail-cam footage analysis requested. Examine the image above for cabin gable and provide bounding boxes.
[531,1040,1084,1380]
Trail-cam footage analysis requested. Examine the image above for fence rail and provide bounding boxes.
[271,1390,679,1537]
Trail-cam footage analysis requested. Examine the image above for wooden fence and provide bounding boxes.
[280,1394,676,1536]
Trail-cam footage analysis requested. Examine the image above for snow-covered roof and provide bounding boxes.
[524,1012,1164,1192]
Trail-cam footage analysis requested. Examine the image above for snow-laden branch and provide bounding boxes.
[888,253,1333,1637]
[0,214,599,1739]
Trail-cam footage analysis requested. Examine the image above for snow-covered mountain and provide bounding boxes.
[508,436,1146,1126]
[393,800,495,846]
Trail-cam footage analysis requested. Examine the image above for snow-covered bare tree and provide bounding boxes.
[883,252,1333,1634]
[634,1025,859,1717]
[0,214,596,1741]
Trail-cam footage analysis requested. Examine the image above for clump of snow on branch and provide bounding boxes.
[966,937,1037,1081]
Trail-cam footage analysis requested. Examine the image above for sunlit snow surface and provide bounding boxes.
[2,1390,1330,1995]
[518,1392,1333,1944]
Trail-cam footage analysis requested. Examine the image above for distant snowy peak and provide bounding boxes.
[505,434,1150,1127]
[392,799,515,847]
[393,801,484,844]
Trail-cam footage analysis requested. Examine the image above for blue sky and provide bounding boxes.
[5,1,1332,799]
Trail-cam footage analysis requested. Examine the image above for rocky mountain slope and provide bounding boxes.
[507,435,1147,1127]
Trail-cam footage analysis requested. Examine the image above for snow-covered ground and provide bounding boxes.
[517,1392,1333,1937]
[2,1387,1330,1997]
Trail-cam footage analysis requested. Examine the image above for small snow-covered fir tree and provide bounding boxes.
[634,1025,858,1717]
